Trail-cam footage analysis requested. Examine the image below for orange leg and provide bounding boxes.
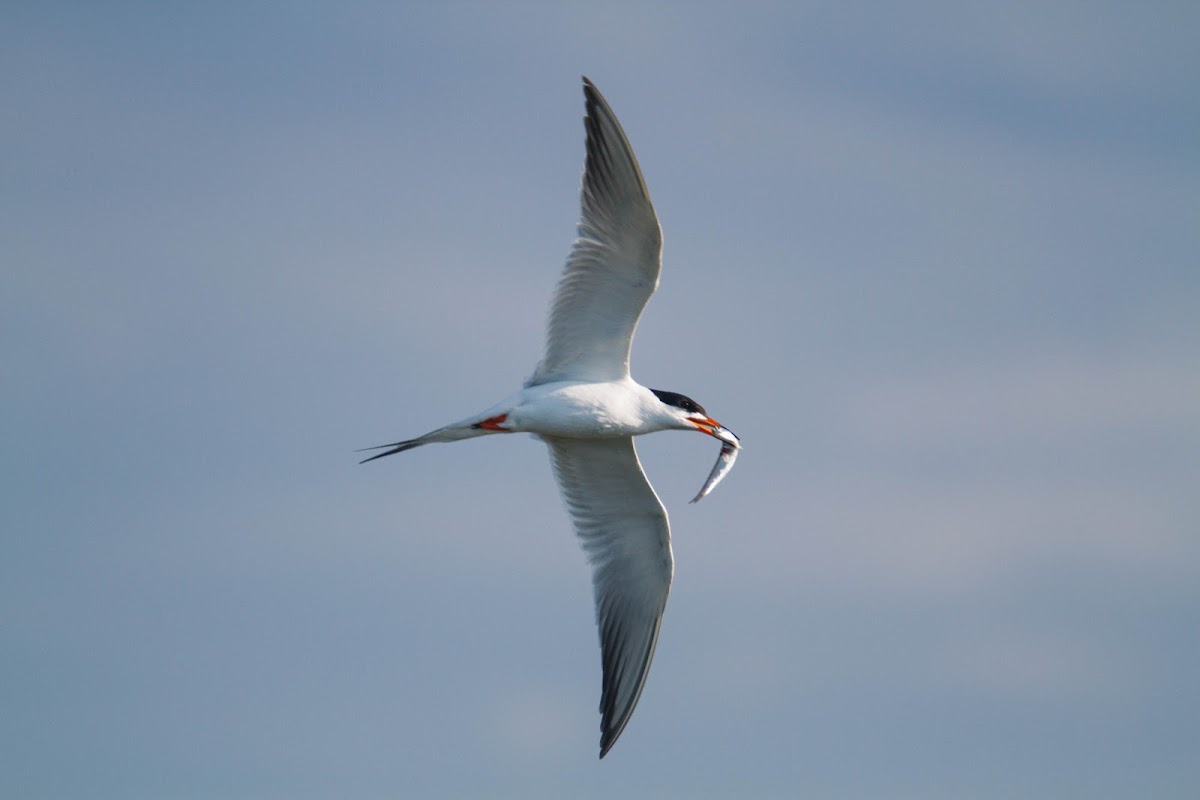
[474,413,509,431]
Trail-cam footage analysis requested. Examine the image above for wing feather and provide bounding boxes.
[543,436,673,757]
[529,77,663,386]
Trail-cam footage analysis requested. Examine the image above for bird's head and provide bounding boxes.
[650,389,740,446]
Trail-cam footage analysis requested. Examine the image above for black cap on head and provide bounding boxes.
[650,389,707,416]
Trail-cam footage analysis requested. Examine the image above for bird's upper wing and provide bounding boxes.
[543,435,673,758]
[528,77,663,386]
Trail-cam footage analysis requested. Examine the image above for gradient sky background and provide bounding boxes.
[3,3,1198,799]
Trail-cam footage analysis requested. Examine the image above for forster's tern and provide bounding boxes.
[362,77,740,758]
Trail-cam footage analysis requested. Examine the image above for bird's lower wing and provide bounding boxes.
[543,435,674,757]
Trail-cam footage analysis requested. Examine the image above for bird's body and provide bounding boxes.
[479,379,699,438]
[363,77,739,758]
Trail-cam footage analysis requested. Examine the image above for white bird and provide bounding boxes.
[361,77,740,758]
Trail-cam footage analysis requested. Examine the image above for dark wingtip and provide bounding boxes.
[582,76,600,111]
[582,76,604,114]
[598,735,615,759]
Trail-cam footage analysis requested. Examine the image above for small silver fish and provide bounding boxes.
[690,429,740,503]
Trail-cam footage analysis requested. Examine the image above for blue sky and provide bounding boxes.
[3,3,1198,798]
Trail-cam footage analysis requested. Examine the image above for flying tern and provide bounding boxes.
[361,77,740,758]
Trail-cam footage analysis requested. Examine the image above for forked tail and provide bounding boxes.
[357,412,510,464]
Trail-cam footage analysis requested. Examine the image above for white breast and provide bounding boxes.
[504,380,663,438]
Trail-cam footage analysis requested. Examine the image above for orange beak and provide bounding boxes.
[690,417,740,446]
